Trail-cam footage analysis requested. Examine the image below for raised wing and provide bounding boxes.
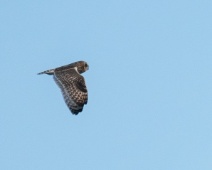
[53,67,88,115]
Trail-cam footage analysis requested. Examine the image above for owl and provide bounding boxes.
[38,61,89,115]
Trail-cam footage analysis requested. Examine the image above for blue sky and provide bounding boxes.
[1,0,212,169]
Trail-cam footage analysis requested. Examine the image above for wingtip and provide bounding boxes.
[70,108,83,115]
[37,71,46,75]
[37,69,54,75]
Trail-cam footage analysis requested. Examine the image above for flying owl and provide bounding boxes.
[38,61,89,115]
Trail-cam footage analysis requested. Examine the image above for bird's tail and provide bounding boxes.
[37,69,55,75]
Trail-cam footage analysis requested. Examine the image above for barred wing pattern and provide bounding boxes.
[54,68,88,115]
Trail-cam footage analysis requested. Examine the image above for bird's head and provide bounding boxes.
[76,61,89,74]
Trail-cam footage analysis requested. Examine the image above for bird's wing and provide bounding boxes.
[53,68,88,115]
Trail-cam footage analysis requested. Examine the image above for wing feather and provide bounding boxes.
[53,67,88,115]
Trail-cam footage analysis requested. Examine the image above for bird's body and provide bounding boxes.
[38,61,89,115]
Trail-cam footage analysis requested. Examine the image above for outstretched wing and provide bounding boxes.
[53,67,88,115]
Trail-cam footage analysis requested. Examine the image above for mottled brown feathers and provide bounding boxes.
[38,61,89,115]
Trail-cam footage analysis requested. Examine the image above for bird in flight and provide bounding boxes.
[38,61,89,115]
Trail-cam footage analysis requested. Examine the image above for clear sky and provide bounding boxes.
[1,0,212,169]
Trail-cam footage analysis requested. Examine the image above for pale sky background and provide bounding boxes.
[1,0,212,169]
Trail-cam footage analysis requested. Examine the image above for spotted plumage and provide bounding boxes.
[38,61,89,115]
